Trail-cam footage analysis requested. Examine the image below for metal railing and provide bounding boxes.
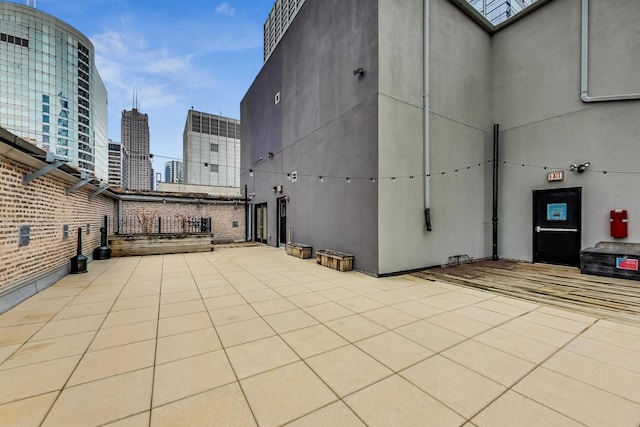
[113,216,212,235]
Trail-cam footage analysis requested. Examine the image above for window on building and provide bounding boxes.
[43,115,49,123]
[42,124,49,133]
[42,105,49,113]
[210,164,219,173]
[210,143,218,152]
[42,94,50,103]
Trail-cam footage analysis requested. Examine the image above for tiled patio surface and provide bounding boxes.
[1,246,640,426]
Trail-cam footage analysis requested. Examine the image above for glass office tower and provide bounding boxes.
[0,2,108,180]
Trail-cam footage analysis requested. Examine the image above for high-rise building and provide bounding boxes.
[263,0,306,62]
[164,160,183,183]
[107,140,124,187]
[0,2,108,180]
[183,110,240,188]
[121,108,151,191]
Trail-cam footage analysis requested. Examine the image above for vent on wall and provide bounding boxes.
[19,226,30,247]
[274,92,281,105]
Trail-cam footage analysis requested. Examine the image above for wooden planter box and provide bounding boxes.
[316,249,354,272]
[286,243,312,259]
[109,234,214,257]
[580,242,640,281]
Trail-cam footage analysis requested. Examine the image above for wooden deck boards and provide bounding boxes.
[412,259,640,324]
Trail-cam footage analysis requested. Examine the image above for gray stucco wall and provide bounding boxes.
[492,0,640,261]
[241,0,380,274]
[377,0,493,274]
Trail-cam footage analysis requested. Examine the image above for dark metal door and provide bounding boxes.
[277,197,287,247]
[533,187,581,266]
[254,203,267,244]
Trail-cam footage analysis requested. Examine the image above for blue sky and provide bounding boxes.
[29,0,269,170]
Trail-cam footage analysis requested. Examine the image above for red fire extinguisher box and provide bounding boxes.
[610,209,628,238]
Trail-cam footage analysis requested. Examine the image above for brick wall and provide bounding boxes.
[0,157,117,292]
[0,152,246,295]
[120,200,246,241]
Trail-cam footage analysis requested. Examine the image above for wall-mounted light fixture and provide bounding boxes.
[268,152,274,159]
[249,169,254,177]
[570,162,591,173]
[353,68,365,77]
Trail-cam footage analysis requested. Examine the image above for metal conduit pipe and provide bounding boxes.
[424,0,432,231]
[581,0,640,102]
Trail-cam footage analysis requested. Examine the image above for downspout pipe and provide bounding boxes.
[424,0,432,231]
[244,184,249,242]
[581,0,640,102]
[492,124,499,261]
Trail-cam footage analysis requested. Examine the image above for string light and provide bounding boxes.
[123,152,640,184]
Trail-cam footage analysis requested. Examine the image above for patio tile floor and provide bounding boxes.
[1,246,640,426]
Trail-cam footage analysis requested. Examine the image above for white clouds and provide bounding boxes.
[91,26,209,111]
[78,3,263,161]
[216,2,236,16]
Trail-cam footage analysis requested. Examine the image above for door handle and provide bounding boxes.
[536,226,578,232]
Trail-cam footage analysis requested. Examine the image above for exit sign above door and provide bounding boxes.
[547,171,564,181]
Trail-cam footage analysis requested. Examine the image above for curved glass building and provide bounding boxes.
[0,2,108,180]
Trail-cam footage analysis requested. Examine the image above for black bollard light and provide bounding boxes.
[70,227,88,274]
[93,216,112,260]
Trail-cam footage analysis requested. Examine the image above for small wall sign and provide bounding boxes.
[547,203,567,221]
[547,171,564,181]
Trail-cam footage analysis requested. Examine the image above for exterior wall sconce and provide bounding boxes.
[570,162,590,173]
[353,68,364,77]
[268,152,274,159]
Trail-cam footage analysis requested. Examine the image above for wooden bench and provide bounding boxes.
[580,241,640,281]
[286,242,312,259]
[316,249,354,272]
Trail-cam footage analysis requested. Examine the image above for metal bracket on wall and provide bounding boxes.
[23,152,66,186]
[65,172,92,195]
[89,183,107,200]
